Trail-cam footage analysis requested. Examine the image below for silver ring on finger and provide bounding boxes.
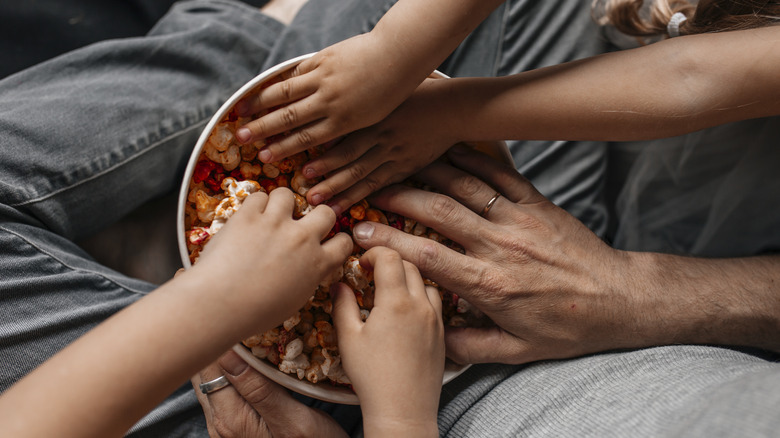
[199,375,231,395]
[480,192,501,217]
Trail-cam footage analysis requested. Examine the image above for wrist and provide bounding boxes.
[362,415,438,438]
[617,252,780,352]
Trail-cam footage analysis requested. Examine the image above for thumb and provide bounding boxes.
[444,326,530,365]
[218,350,310,431]
[330,282,363,336]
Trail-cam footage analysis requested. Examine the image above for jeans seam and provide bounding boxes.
[10,119,207,208]
[1,224,154,297]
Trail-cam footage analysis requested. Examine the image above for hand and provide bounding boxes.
[234,32,424,164]
[331,247,444,437]
[301,78,461,214]
[349,145,638,365]
[193,350,348,438]
[191,188,352,335]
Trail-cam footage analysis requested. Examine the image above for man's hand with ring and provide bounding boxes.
[192,350,348,438]
[351,144,642,365]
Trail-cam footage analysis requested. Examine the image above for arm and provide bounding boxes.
[234,0,505,161]
[349,146,779,364]
[298,25,780,212]
[332,248,444,437]
[0,189,353,438]
[444,25,780,142]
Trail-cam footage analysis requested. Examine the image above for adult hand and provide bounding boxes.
[332,247,444,436]
[192,188,352,336]
[350,145,638,365]
[193,350,348,438]
[233,32,424,164]
[300,78,461,215]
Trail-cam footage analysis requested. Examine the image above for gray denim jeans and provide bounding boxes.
[3,0,775,437]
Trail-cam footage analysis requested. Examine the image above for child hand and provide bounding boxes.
[191,188,352,334]
[300,78,460,213]
[331,247,444,437]
[233,32,427,164]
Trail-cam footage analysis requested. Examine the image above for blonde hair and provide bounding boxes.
[595,0,780,43]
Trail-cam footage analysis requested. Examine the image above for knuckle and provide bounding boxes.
[452,174,484,199]
[281,106,298,128]
[294,128,315,150]
[427,194,462,225]
[280,79,294,100]
[413,240,442,275]
[346,162,368,183]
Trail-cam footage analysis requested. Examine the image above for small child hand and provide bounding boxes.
[192,188,352,333]
[331,247,444,436]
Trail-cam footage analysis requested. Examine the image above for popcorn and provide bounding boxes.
[184,114,468,387]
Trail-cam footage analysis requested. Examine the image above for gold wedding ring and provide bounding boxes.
[480,192,501,217]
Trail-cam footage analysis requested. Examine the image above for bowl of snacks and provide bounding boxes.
[176,53,512,404]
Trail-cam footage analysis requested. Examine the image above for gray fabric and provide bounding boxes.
[609,116,780,257]
[439,346,780,437]
[0,1,283,436]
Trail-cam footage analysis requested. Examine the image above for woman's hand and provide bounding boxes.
[331,247,444,437]
[349,145,637,365]
[193,350,348,438]
[191,187,352,336]
[233,32,424,163]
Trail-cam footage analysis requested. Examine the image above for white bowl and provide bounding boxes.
[177,53,511,405]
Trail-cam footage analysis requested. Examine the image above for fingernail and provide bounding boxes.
[235,101,249,115]
[258,149,272,163]
[303,167,317,178]
[329,203,342,216]
[220,351,249,377]
[236,127,251,143]
[353,222,374,240]
[311,193,324,205]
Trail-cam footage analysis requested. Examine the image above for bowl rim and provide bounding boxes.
[176,52,515,404]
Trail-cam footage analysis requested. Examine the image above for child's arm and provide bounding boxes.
[234,0,505,162]
[332,247,445,437]
[0,189,353,438]
[305,25,780,213]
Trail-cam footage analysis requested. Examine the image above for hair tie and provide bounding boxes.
[667,12,687,37]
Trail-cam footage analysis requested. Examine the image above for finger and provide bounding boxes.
[360,247,410,307]
[236,94,324,147]
[415,161,510,221]
[310,158,407,215]
[302,130,377,179]
[217,350,320,435]
[319,232,353,268]
[260,118,342,163]
[235,74,318,118]
[331,282,363,336]
[444,326,530,365]
[402,260,427,299]
[446,144,545,204]
[263,187,296,218]
[367,184,486,248]
[190,374,216,428]
[242,190,270,214]
[196,361,255,432]
[297,203,337,238]
[425,285,444,326]
[351,221,485,295]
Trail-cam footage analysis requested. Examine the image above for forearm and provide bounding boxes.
[444,26,780,142]
[370,0,504,86]
[0,268,259,438]
[620,252,780,353]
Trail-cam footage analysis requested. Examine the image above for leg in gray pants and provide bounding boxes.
[3,0,775,436]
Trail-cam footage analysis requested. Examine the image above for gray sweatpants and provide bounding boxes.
[2,0,775,436]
